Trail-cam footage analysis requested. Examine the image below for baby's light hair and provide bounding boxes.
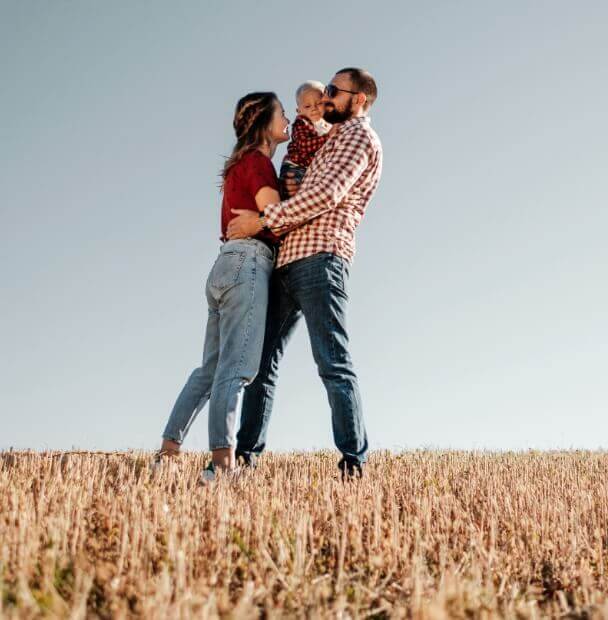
[295,80,325,104]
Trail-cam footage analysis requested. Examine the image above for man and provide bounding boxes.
[226,67,382,477]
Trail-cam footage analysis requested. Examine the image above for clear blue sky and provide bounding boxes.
[1,1,607,452]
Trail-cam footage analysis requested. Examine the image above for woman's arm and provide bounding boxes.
[254,186,281,212]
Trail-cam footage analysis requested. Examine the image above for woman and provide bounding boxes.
[154,92,289,482]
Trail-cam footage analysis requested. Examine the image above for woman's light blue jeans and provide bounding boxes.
[162,238,275,450]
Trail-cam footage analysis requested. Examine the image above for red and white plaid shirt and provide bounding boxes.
[285,116,330,168]
[265,116,382,268]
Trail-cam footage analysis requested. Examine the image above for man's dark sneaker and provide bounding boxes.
[236,451,257,469]
[338,458,363,480]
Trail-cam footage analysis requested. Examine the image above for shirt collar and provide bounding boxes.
[335,115,370,135]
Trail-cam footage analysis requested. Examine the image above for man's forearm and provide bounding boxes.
[265,150,368,234]
[264,190,332,235]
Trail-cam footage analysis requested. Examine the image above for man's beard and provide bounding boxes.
[323,98,354,123]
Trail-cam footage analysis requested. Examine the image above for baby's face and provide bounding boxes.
[296,90,324,123]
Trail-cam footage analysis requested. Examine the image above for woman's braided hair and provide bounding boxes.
[221,92,278,186]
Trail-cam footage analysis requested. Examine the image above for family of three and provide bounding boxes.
[153,67,383,482]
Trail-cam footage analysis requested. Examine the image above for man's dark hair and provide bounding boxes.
[336,67,378,110]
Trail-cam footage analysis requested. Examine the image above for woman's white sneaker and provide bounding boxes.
[150,449,179,473]
[199,461,216,484]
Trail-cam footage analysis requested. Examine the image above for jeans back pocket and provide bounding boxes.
[209,250,246,291]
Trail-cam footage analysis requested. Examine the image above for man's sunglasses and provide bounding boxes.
[324,84,359,98]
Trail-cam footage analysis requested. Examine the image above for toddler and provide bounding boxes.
[280,81,332,198]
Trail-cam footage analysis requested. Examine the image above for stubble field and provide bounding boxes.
[1,450,608,619]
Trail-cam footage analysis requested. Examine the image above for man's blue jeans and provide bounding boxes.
[236,252,369,466]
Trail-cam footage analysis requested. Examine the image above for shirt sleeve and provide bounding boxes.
[245,152,279,198]
[264,130,370,234]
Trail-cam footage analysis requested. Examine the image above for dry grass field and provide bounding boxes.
[1,450,608,619]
